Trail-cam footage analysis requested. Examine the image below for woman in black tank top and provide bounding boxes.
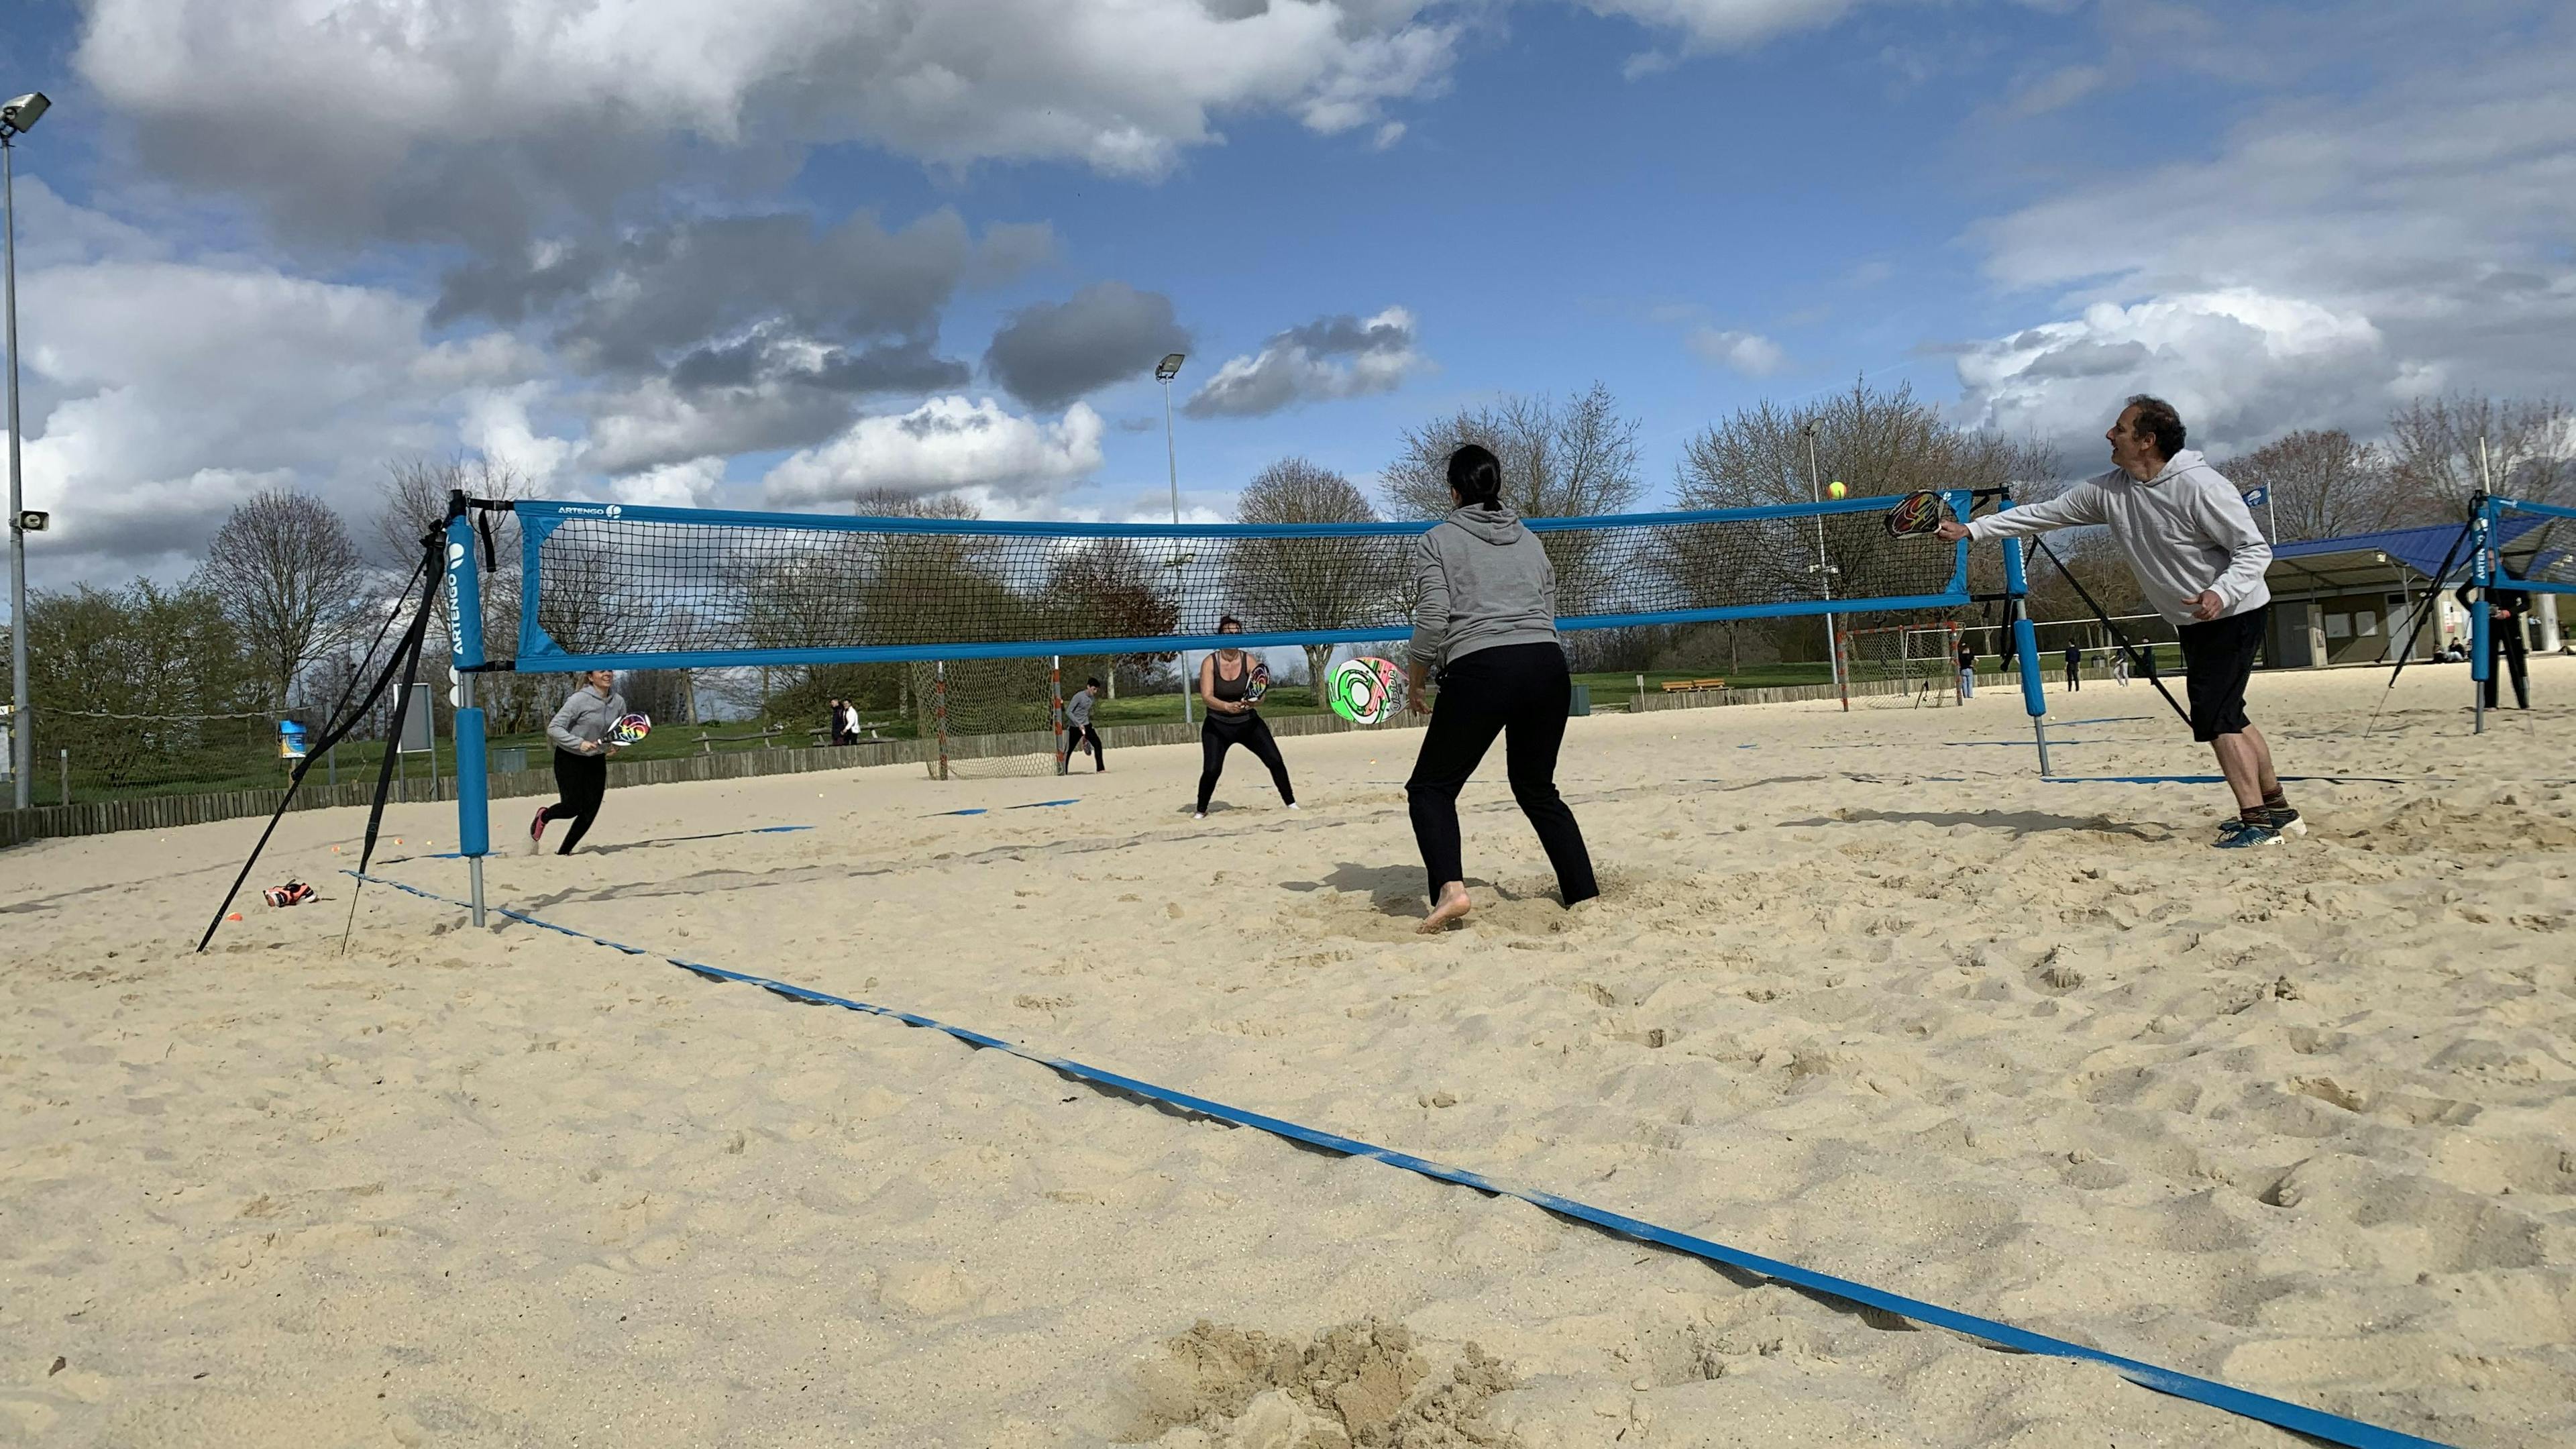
[1195,616,1297,818]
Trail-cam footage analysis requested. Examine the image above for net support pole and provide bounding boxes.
[1833,619,1851,712]
[2002,535,2052,777]
[934,661,951,782]
[1051,655,1066,777]
[2470,500,2493,736]
[443,504,489,928]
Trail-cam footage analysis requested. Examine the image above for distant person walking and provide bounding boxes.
[531,669,626,855]
[1939,395,2293,847]
[1956,641,1977,700]
[2453,581,2532,710]
[2111,647,2132,687]
[1066,677,1106,772]
[1404,443,1599,932]
[2062,641,2084,692]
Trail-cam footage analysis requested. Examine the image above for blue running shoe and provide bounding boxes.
[2214,818,2284,849]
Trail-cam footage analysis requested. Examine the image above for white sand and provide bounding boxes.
[4,659,2572,1448]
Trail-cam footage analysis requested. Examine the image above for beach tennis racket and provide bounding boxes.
[1885,490,1949,538]
[1327,657,1401,725]
[605,712,652,747]
[1244,663,1269,705]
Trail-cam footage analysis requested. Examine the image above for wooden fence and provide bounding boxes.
[0,708,1436,849]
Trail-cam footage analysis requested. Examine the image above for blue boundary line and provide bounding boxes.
[2041,774,2440,786]
[398,824,815,861]
[349,868,2457,1449]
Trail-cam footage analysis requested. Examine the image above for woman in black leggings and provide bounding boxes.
[1194,617,1297,819]
[529,669,625,855]
[1404,443,1597,931]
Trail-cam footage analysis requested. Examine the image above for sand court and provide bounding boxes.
[4,660,2572,1446]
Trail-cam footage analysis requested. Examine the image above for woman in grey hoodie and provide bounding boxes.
[1403,444,1599,931]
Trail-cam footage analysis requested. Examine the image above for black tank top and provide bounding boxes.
[1211,653,1251,702]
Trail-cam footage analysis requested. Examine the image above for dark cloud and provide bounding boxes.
[1182,307,1425,419]
[983,282,1191,409]
[669,334,970,395]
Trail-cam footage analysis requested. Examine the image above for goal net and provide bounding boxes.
[913,657,1064,780]
[1841,621,1961,708]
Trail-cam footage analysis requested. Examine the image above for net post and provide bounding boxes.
[934,661,951,782]
[442,501,489,928]
[2469,500,2493,735]
[1833,618,1850,712]
[2001,536,2051,776]
[1051,655,1066,777]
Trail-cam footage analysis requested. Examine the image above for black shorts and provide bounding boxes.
[2178,605,2267,743]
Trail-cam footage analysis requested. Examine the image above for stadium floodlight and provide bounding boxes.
[1154,352,1193,722]
[4,91,50,808]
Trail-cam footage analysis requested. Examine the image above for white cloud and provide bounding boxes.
[1686,327,1786,376]
[1954,8,2576,455]
[608,458,729,508]
[763,397,1106,508]
[16,256,541,583]
[77,0,1463,242]
[1183,307,1429,417]
[1582,0,1860,52]
[1953,289,2387,454]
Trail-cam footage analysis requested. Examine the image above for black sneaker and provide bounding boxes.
[2266,806,2306,839]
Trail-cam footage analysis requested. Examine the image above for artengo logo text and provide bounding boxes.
[556,503,625,519]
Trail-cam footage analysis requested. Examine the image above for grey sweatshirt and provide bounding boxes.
[1064,690,1093,729]
[1408,505,1560,670]
[1966,450,2271,627]
[547,684,627,752]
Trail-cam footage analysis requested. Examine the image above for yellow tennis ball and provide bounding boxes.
[1828,480,1847,500]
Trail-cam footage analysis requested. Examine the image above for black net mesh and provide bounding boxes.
[506,497,1972,667]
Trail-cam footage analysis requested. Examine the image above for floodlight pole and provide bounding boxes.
[1159,353,1193,727]
[3,130,30,809]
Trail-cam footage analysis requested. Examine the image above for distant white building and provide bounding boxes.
[2263,520,2563,668]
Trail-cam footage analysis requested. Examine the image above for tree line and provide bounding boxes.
[11,384,2559,792]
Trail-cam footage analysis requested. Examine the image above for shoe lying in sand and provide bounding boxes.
[2213,818,2284,849]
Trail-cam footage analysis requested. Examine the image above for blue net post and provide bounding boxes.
[2469,498,2494,736]
[444,503,490,927]
[2001,533,2051,776]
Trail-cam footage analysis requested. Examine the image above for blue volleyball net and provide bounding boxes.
[2487,496,2576,597]
[477,492,1982,672]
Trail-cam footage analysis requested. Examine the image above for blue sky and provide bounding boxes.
[5,0,2573,584]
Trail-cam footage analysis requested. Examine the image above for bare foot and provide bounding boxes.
[1419,882,1472,934]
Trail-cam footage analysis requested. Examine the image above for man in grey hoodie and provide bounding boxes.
[1937,395,2296,847]
[1403,443,1599,930]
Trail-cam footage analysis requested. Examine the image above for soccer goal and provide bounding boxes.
[914,657,1066,780]
[1840,620,1962,708]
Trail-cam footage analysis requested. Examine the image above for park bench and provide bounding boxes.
[1660,678,1728,694]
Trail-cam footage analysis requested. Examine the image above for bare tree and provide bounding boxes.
[1228,458,1403,688]
[2385,394,2572,521]
[1046,537,1181,698]
[193,489,371,710]
[1384,382,1643,621]
[2224,429,2399,541]
[1383,382,1644,521]
[1669,380,2055,659]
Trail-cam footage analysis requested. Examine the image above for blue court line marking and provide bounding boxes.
[1008,798,1079,810]
[2042,774,2439,786]
[2052,715,2157,727]
[930,808,988,816]
[399,824,814,861]
[350,868,2455,1449]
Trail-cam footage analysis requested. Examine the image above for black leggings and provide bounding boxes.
[1069,723,1104,770]
[2482,629,2530,709]
[541,749,607,853]
[1197,713,1293,811]
[1407,643,1597,906]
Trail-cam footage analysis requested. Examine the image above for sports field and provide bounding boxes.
[3,659,2570,1447]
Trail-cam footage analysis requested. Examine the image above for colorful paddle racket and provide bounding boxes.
[606,712,652,747]
[1884,490,1950,538]
[1244,662,1270,705]
[1327,657,1401,725]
